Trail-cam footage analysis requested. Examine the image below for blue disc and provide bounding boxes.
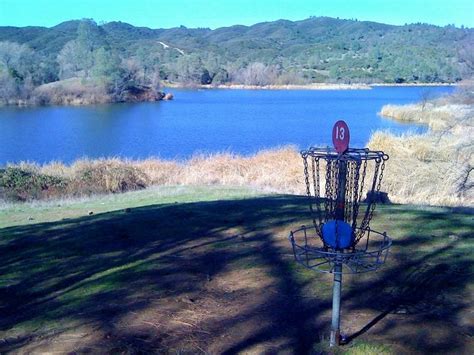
[322,220,354,249]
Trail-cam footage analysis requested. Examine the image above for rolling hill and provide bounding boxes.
[0,16,473,84]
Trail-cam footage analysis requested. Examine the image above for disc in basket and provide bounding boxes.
[322,220,353,249]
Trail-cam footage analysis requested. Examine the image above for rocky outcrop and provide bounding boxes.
[119,84,165,103]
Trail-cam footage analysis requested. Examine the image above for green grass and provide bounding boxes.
[344,341,392,355]
[0,185,262,228]
[313,339,392,354]
[0,186,472,353]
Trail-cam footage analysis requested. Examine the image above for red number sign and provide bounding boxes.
[332,120,350,153]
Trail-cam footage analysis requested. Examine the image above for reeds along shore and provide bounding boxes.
[0,148,305,202]
[1,86,473,206]
[372,85,473,206]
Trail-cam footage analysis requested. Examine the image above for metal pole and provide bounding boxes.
[330,263,342,347]
[330,157,347,347]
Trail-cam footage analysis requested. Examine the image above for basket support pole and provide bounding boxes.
[330,263,342,346]
[330,157,347,347]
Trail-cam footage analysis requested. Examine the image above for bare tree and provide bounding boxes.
[420,89,434,111]
[0,41,36,79]
[233,62,280,86]
[0,41,38,101]
[0,71,18,103]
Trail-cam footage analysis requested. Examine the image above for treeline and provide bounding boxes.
[0,17,473,104]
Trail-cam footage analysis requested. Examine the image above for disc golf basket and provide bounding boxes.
[288,120,392,347]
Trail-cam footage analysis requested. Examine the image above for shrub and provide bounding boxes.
[70,161,148,195]
[0,167,68,201]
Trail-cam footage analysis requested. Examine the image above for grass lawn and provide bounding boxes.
[0,186,472,354]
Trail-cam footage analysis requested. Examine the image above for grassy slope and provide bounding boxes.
[0,185,262,228]
[0,186,472,354]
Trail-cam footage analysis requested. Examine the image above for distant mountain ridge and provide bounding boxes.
[0,16,473,84]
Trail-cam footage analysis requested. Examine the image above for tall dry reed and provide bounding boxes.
[372,85,473,206]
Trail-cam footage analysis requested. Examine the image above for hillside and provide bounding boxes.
[1,17,473,86]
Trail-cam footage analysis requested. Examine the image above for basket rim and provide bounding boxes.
[301,146,389,162]
[289,225,392,258]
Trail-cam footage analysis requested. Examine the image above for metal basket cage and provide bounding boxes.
[289,225,392,274]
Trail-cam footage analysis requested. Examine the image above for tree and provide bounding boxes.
[202,53,223,83]
[233,62,279,86]
[92,48,121,78]
[0,41,37,81]
[0,71,19,103]
[57,40,82,79]
[57,19,107,79]
[458,42,474,79]
[0,41,39,101]
[420,89,434,110]
[135,45,161,85]
[174,54,204,83]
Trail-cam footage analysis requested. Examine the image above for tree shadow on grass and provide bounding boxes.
[0,195,324,352]
[0,197,472,353]
[342,207,474,353]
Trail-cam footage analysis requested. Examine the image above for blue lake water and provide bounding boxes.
[0,86,453,164]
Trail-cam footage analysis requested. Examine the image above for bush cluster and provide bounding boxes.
[0,162,148,202]
[71,162,148,195]
[0,167,67,201]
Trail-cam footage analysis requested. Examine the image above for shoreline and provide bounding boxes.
[370,83,456,87]
[201,83,372,90]
[163,82,457,91]
[1,82,456,108]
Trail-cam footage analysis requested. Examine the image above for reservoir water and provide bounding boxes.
[0,86,453,164]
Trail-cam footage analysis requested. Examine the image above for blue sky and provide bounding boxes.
[1,0,473,28]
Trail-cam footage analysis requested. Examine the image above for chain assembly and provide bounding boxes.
[290,146,391,274]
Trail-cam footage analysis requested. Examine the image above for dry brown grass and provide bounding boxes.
[67,159,148,194]
[1,147,305,201]
[379,104,455,130]
[33,78,110,105]
[373,85,473,206]
[180,147,303,193]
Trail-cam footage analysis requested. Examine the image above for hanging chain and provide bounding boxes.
[364,159,385,228]
[313,157,324,230]
[311,157,322,235]
[345,161,354,222]
[324,159,333,220]
[357,158,386,243]
[351,159,362,235]
[356,155,371,241]
[303,155,318,232]
[300,148,388,248]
